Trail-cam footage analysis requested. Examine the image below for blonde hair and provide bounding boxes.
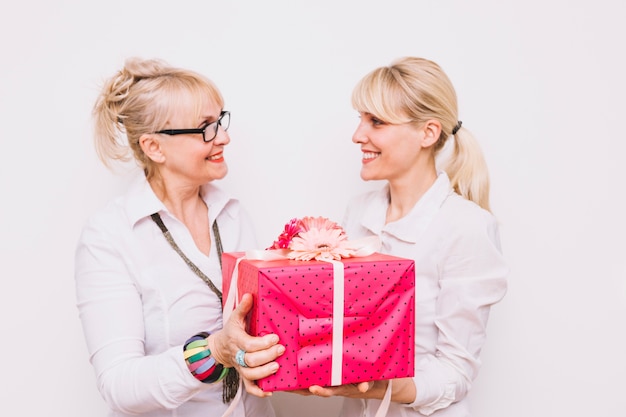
[92,57,224,180]
[351,57,491,212]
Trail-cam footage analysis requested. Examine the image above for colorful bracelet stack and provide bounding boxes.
[183,332,230,384]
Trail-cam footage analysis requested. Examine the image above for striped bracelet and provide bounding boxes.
[183,332,230,384]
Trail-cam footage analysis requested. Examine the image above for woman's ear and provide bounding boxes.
[421,119,442,148]
[139,134,166,163]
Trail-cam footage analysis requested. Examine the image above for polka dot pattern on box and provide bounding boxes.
[225,253,415,392]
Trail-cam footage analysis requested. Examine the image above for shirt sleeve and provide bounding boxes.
[407,212,508,415]
[74,217,206,414]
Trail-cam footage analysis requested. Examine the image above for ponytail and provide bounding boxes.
[438,126,491,212]
[92,65,137,166]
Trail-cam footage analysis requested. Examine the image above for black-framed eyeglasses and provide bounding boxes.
[155,110,230,143]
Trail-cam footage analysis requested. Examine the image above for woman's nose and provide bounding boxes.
[213,126,230,145]
[352,123,367,144]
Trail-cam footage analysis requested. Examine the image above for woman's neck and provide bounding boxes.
[149,177,206,225]
[386,166,438,224]
[148,175,212,256]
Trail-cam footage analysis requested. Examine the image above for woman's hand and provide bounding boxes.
[290,378,416,403]
[288,382,376,397]
[307,381,382,399]
[207,293,285,397]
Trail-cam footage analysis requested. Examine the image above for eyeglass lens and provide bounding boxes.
[205,111,230,142]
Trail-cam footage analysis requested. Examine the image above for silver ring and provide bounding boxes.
[235,349,248,368]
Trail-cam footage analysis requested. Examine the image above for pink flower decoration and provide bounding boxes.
[268,218,303,249]
[289,228,355,261]
[298,216,344,233]
[268,216,355,261]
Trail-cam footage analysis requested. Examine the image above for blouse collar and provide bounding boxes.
[360,172,454,243]
[122,174,236,229]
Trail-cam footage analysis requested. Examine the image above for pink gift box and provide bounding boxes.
[222,252,415,392]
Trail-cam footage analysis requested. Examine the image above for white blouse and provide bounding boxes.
[340,172,508,417]
[74,176,274,417]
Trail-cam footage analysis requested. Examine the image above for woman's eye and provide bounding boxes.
[200,120,215,130]
[371,117,383,126]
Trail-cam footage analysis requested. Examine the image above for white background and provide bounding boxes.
[1,1,625,416]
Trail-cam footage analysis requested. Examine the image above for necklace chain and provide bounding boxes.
[150,213,223,302]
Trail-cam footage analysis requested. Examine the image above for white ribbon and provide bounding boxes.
[327,258,344,386]
[345,235,382,257]
[222,255,245,325]
[372,379,393,417]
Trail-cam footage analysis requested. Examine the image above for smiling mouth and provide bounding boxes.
[362,152,380,160]
[207,152,223,161]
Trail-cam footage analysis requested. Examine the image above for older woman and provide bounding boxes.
[75,57,283,417]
